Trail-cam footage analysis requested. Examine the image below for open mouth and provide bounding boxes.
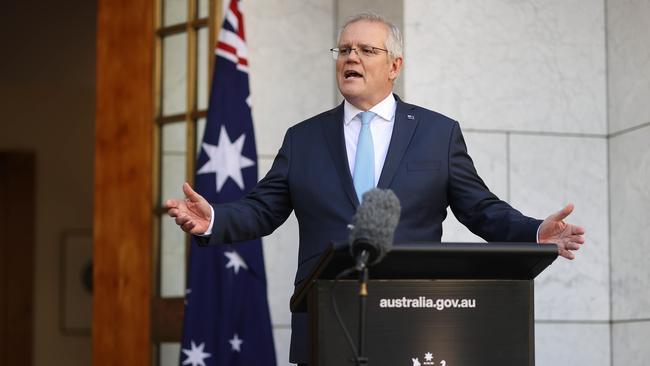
[344,70,363,79]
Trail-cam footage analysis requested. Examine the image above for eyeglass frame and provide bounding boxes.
[330,45,389,60]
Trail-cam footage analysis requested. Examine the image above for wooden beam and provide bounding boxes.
[151,297,184,342]
[93,0,154,364]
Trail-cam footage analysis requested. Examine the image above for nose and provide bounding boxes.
[345,48,361,62]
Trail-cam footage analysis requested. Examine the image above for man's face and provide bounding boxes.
[336,20,403,110]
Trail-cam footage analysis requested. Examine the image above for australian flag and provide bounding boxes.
[180,1,276,365]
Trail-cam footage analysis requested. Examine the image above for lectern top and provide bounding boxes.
[290,242,558,312]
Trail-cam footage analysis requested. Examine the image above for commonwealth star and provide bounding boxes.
[197,125,255,192]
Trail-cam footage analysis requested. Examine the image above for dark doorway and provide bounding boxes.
[0,152,35,365]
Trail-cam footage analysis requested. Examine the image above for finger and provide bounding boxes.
[175,214,190,226]
[550,203,574,222]
[164,199,180,209]
[559,234,584,248]
[573,234,585,244]
[570,224,586,236]
[563,241,582,251]
[183,182,202,202]
[560,249,576,260]
[561,234,585,244]
[167,208,180,217]
[181,221,196,232]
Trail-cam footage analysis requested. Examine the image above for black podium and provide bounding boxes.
[290,242,558,366]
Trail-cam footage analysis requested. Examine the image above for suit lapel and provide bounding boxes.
[322,102,360,207]
[377,99,418,189]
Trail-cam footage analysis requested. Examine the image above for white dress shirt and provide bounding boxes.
[343,93,396,186]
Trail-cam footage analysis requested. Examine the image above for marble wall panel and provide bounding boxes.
[404,0,606,135]
[607,0,650,133]
[442,131,508,242]
[510,135,609,320]
[246,0,336,157]
[613,321,650,366]
[609,126,650,320]
[441,208,485,243]
[463,131,510,200]
[263,211,299,326]
[336,0,403,38]
[257,157,300,327]
[535,322,610,366]
[273,327,292,366]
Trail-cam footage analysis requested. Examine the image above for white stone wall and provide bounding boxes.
[245,0,335,363]
[404,1,613,365]
[608,0,650,365]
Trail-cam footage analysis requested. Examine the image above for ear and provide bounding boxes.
[389,56,403,81]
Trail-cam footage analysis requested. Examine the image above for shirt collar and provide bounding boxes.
[343,93,396,126]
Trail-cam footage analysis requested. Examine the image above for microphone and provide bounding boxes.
[349,188,401,271]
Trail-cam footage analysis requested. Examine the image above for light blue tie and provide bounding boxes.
[353,111,376,202]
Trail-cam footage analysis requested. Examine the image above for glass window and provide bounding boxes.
[196,118,207,156]
[197,0,209,19]
[163,0,187,26]
[160,343,181,366]
[162,34,188,116]
[154,0,213,363]
[197,27,209,111]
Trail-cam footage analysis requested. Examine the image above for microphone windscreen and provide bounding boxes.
[349,188,401,265]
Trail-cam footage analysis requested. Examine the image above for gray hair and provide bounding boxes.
[339,12,404,60]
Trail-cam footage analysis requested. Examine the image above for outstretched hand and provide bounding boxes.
[164,182,212,235]
[538,203,586,260]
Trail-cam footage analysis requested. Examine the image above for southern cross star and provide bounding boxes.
[224,250,248,274]
[229,333,243,352]
[181,341,211,366]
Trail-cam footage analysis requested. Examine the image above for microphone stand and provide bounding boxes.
[356,266,369,366]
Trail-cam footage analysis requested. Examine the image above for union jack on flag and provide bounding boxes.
[179,1,276,365]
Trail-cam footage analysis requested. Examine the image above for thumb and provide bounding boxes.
[182,182,202,202]
[550,203,574,222]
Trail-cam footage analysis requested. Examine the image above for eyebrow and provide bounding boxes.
[337,43,373,48]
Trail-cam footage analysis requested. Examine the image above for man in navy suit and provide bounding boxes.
[166,12,586,365]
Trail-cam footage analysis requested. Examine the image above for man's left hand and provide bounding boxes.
[539,203,586,260]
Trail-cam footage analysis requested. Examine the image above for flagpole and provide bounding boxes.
[209,0,223,82]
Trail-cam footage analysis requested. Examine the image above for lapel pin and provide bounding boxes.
[407,114,415,120]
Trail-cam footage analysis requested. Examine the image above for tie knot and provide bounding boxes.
[358,111,376,126]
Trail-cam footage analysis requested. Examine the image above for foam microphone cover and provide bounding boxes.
[349,188,401,266]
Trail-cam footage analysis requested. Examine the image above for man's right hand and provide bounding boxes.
[164,182,212,235]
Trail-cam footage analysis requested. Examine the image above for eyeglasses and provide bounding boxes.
[330,45,389,60]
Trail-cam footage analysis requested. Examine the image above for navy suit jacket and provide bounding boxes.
[206,97,541,363]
